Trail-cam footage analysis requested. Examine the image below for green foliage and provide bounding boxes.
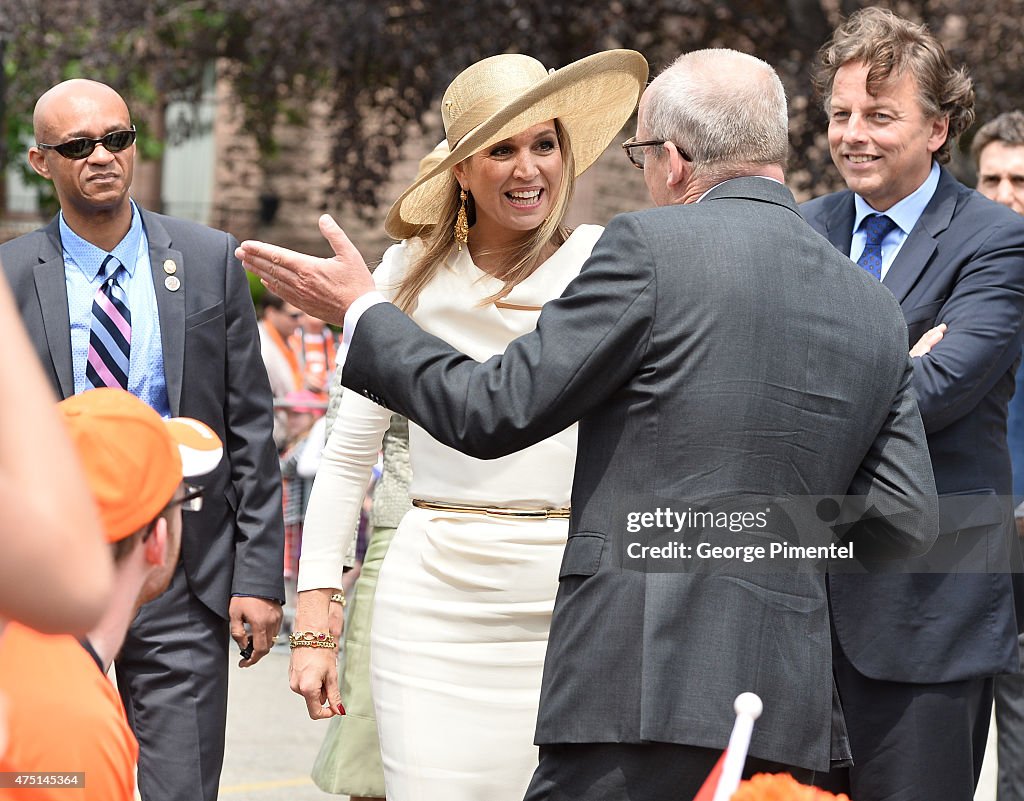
[2,0,1022,215]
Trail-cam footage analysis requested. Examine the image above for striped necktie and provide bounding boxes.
[85,255,131,390]
[857,214,898,280]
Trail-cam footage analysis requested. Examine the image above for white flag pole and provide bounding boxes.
[710,692,763,801]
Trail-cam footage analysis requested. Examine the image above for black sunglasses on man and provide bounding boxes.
[37,126,137,160]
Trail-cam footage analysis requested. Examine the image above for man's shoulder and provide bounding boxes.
[946,179,1024,233]
[599,206,695,254]
[0,623,90,680]
[799,188,852,221]
[0,223,55,267]
[138,207,236,250]
[609,200,715,231]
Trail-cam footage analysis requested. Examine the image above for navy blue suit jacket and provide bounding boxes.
[1009,364,1024,502]
[802,167,1024,682]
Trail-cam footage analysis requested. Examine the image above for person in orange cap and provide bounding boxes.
[0,388,223,801]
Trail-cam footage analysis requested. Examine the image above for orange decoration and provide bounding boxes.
[730,773,852,801]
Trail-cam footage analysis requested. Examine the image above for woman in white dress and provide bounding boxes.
[291,50,647,801]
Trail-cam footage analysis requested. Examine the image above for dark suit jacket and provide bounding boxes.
[341,178,938,772]
[1009,364,1024,501]
[0,208,284,617]
[803,167,1024,682]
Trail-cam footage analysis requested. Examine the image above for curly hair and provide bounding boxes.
[813,6,974,164]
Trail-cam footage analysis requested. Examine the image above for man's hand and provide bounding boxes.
[910,323,947,357]
[236,214,376,326]
[229,596,283,668]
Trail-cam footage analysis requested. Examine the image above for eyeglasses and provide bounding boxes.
[620,137,691,169]
[168,484,205,513]
[37,126,137,160]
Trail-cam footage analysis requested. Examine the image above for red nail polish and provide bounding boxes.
[336,701,346,716]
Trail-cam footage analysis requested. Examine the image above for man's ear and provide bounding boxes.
[927,115,950,155]
[664,142,689,189]
[143,518,169,567]
[27,147,51,180]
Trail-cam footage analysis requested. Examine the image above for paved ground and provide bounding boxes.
[219,646,341,800]
[217,643,1001,800]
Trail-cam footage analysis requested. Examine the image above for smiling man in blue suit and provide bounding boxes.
[802,9,1024,801]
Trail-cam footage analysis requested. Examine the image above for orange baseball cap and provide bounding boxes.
[58,388,224,542]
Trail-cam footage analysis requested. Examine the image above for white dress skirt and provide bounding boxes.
[372,509,569,800]
[298,225,603,801]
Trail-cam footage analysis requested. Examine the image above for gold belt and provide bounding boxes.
[411,499,571,519]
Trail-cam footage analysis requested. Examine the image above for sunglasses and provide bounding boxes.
[37,126,137,160]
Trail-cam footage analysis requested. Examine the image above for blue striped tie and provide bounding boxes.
[85,255,131,390]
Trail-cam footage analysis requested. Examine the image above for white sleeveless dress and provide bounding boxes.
[298,225,602,801]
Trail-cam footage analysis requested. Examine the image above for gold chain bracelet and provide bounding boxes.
[289,631,337,649]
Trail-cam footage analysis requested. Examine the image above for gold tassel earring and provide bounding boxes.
[454,189,469,250]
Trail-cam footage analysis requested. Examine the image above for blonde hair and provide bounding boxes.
[392,120,576,312]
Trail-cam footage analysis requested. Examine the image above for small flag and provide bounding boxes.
[692,692,763,801]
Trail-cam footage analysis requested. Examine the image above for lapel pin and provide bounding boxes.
[163,259,177,275]
[164,275,181,292]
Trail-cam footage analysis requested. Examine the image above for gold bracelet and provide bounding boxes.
[288,631,337,649]
[329,591,346,607]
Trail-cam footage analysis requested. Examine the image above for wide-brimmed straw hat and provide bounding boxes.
[385,49,648,240]
[384,139,450,239]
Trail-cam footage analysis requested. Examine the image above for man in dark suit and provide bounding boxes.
[239,49,938,800]
[0,79,284,801]
[801,8,1024,800]
[972,110,1024,801]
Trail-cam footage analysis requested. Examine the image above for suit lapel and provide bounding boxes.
[30,219,74,397]
[822,192,856,257]
[882,169,957,304]
[141,209,186,416]
[32,220,75,398]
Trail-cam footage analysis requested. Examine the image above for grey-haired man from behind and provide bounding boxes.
[237,47,938,800]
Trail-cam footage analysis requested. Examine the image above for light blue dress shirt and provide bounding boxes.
[850,161,941,279]
[61,201,171,417]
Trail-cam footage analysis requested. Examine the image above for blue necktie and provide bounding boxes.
[857,214,898,281]
[85,255,132,390]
